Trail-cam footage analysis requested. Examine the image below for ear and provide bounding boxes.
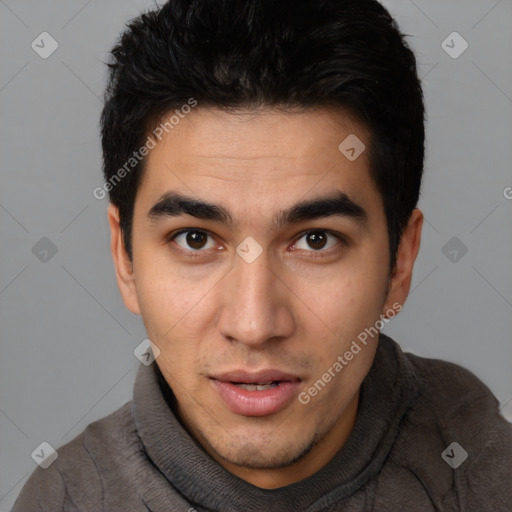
[107,203,141,315]
[382,208,423,316]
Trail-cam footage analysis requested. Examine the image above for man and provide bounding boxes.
[13,0,512,510]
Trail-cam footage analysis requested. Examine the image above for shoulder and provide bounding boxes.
[390,346,512,509]
[11,402,136,511]
[403,349,507,426]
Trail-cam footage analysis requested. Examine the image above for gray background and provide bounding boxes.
[1,0,511,509]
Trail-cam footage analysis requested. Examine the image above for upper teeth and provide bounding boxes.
[234,382,278,391]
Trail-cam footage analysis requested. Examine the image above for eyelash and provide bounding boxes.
[165,228,348,258]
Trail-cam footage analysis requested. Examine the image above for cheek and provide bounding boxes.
[134,261,219,374]
[135,259,208,331]
[295,261,384,336]
[290,266,387,387]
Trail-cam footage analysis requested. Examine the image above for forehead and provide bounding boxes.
[136,106,382,226]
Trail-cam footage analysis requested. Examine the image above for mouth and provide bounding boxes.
[230,381,280,391]
[209,370,302,417]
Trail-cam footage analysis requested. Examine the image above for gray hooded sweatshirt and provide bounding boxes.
[11,334,512,511]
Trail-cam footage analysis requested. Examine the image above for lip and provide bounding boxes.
[210,369,301,417]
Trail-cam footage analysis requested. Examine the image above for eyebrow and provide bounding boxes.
[146,190,367,229]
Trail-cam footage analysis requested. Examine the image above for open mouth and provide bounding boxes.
[210,374,301,416]
[230,381,281,391]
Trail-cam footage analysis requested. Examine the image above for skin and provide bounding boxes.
[108,106,423,489]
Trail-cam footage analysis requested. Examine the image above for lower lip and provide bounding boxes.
[211,379,301,416]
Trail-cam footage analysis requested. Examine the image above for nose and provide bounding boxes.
[217,246,295,348]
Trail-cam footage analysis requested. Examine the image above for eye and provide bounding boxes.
[166,228,346,258]
[169,229,217,252]
[292,230,345,253]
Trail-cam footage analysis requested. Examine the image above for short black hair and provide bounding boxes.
[100,0,425,270]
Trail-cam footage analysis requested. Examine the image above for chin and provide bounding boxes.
[208,431,317,470]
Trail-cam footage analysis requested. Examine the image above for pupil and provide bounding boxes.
[187,230,206,249]
[307,231,327,250]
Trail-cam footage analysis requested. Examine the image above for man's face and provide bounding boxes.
[112,106,401,484]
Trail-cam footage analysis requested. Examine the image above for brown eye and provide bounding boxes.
[305,231,328,250]
[171,229,215,251]
[292,230,344,253]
